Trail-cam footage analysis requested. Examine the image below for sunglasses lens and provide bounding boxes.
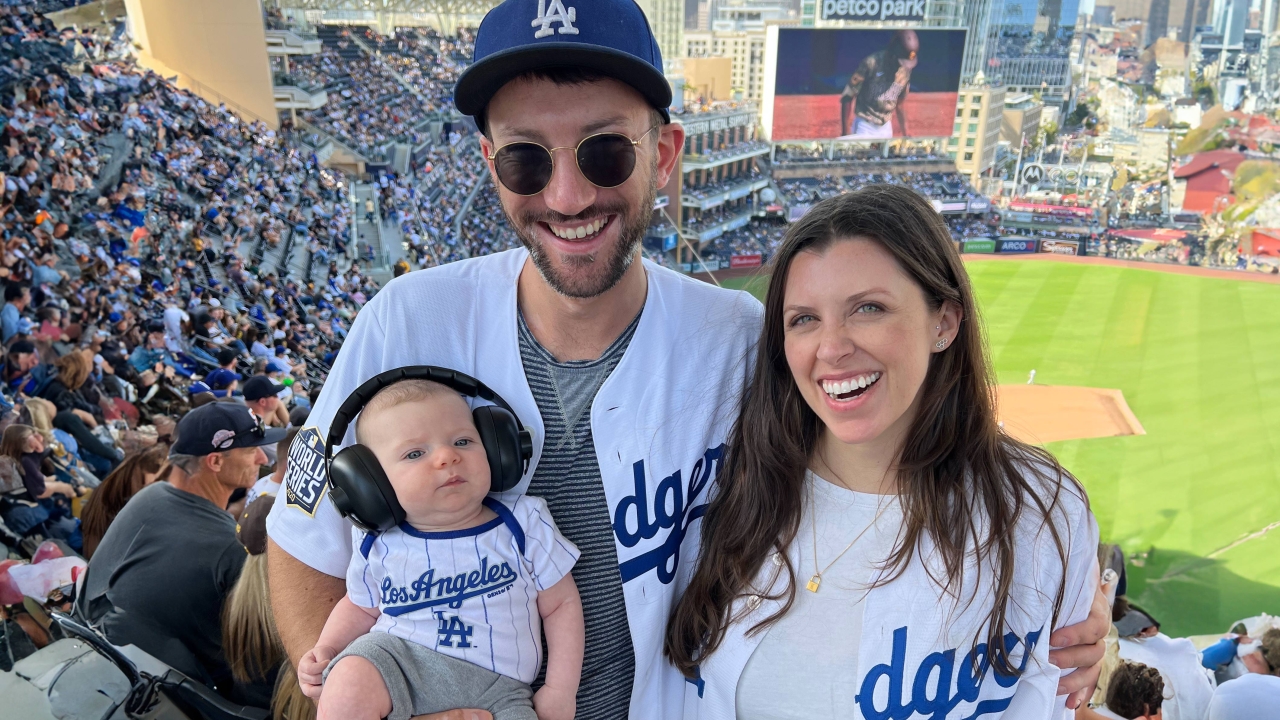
[494,143,553,195]
[577,134,637,188]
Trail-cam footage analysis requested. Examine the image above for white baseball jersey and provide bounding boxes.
[686,466,1100,720]
[348,495,579,684]
[266,248,763,719]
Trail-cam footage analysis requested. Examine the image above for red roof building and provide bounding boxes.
[1250,228,1280,256]
[1174,150,1246,214]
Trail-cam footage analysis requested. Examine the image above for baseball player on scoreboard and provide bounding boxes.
[265,1,1112,718]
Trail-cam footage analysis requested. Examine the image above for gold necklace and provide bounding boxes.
[806,474,890,593]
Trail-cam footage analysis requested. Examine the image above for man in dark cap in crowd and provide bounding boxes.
[242,375,289,428]
[78,403,285,694]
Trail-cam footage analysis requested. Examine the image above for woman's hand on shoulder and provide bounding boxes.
[1049,574,1114,709]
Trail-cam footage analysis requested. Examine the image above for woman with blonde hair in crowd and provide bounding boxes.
[224,497,313,720]
[79,444,170,559]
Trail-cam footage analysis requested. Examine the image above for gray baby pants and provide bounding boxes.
[323,632,537,720]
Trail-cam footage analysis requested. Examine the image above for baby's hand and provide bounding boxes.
[532,685,575,720]
[297,645,337,698]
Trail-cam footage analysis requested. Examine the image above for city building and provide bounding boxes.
[1001,92,1045,146]
[1099,80,1144,132]
[684,29,768,99]
[993,0,1082,104]
[637,0,685,71]
[1112,128,1172,168]
[1171,148,1246,213]
[683,0,793,101]
[949,85,1005,186]
[683,56,734,101]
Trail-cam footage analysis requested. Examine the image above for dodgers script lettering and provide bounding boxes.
[613,444,725,584]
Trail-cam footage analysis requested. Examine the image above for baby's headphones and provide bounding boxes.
[325,366,534,534]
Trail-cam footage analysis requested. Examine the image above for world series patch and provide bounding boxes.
[284,427,328,516]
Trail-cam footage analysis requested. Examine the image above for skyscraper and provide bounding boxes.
[1147,0,1169,43]
[636,0,685,69]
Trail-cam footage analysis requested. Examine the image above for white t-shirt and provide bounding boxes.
[687,460,1099,720]
[737,473,900,718]
[346,495,580,684]
[1207,673,1280,720]
[1118,634,1216,720]
[245,477,281,507]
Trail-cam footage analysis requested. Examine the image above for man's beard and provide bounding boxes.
[506,170,658,299]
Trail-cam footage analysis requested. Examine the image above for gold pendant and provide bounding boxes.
[806,574,822,592]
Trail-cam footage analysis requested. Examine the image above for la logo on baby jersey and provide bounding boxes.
[612,444,726,585]
[433,612,475,648]
[854,625,1044,720]
[380,557,517,616]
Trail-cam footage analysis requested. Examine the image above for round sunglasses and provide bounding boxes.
[487,125,660,197]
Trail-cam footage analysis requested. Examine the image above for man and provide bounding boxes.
[839,29,919,139]
[243,375,289,428]
[205,348,242,397]
[2,283,30,343]
[2,339,40,394]
[266,2,1108,718]
[78,403,285,693]
[31,254,65,288]
[247,425,298,507]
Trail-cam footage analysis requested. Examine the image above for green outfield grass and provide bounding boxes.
[720,261,1280,637]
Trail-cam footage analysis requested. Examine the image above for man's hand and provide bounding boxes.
[1049,579,1112,709]
[297,644,336,698]
[533,686,576,720]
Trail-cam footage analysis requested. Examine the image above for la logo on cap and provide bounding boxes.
[532,0,578,38]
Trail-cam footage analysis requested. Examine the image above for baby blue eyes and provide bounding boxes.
[405,450,423,460]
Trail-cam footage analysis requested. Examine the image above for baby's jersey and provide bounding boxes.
[345,495,579,684]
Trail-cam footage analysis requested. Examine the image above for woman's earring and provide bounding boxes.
[935,339,947,349]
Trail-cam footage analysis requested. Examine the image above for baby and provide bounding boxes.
[297,379,584,720]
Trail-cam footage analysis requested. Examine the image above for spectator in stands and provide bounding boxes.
[1208,671,1280,720]
[222,496,286,709]
[0,423,82,550]
[246,426,297,507]
[2,340,41,395]
[1082,661,1165,720]
[243,376,289,428]
[205,348,242,398]
[78,444,170,559]
[39,350,121,475]
[2,284,31,343]
[79,403,285,695]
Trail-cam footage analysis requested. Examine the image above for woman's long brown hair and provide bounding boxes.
[80,444,169,559]
[0,424,37,460]
[666,184,1080,677]
[54,350,91,391]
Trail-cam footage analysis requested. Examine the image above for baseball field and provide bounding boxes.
[719,255,1280,637]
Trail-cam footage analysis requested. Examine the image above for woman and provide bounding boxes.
[39,350,121,475]
[0,424,82,551]
[79,444,169,559]
[223,498,314,720]
[667,186,1099,718]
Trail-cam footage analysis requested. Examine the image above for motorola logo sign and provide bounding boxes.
[1021,164,1044,185]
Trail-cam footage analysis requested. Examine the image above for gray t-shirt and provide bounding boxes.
[518,309,641,720]
[81,482,246,689]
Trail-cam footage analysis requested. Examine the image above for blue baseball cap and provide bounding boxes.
[455,0,671,123]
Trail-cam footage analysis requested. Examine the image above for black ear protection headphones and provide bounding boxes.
[325,366,534,534]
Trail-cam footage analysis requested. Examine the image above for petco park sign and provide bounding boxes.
[821,0,926,21]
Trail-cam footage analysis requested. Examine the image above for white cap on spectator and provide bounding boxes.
[1208,674,1280,720]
